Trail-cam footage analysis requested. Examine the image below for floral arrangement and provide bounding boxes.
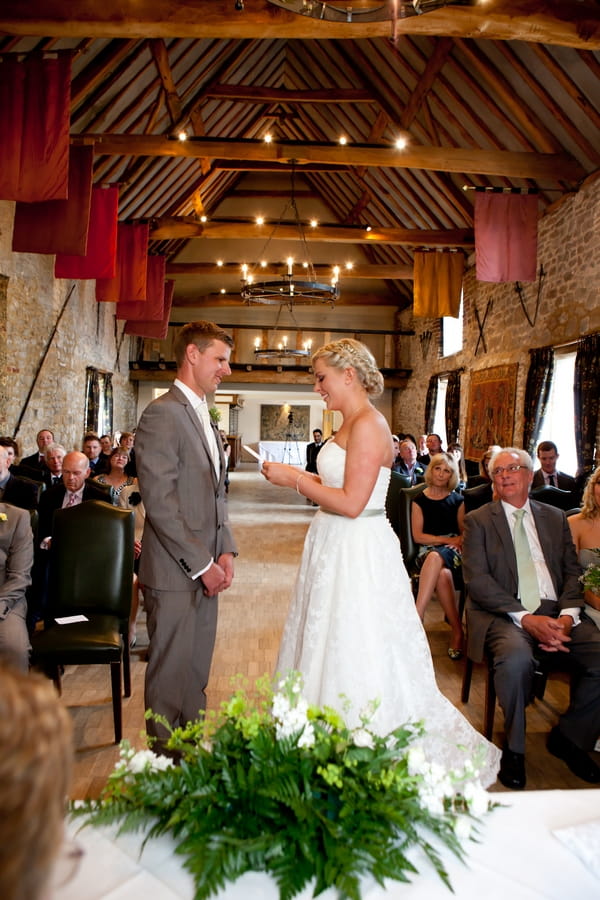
[73,673,494,900]
[580,552,600,597]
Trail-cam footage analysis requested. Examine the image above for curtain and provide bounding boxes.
[413,251,464,318]
[574,333,600,473]
[84,367,100,434]
[55,186,119,279]
[522,347,554,457]
[103,373,113,438]
[445,370,461,445]
[474,192,538,283]
[424,375,438,435]
[116,255,166,321]
[96,223,149,303]
[12,145,94,255]
[0,53,71,202]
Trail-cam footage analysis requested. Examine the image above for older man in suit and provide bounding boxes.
[0,502,33,671]
[135,320,237,749]
[463,447,600,790]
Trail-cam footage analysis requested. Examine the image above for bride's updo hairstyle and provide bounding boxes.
[312,338,384,398]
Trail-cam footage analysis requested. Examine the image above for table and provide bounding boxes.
[58,790,599,899]
[258,440,308,465]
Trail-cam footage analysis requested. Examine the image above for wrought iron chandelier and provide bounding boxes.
[265,1,473,22]
[240,164,340,306]
[253,304,314,361]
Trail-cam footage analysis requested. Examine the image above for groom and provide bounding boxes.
[136,320,238,749]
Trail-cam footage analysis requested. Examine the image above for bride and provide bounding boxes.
[261,339,500,787]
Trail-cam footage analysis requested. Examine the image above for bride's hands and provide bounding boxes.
[261,461,298,488]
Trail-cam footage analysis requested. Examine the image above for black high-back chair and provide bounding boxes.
[463,481,493,513]
[386,481,426,595]
[529,484,575,511]
[30,500,134,743]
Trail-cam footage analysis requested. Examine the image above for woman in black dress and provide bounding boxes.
[411,452,464,659]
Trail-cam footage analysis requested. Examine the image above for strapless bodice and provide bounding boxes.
[316,440,390,509]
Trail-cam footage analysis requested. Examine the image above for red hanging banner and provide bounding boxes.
[12,145,94,255]
[116,255,166,321]
[475,193,538,283]
[0,53,71,202]
[55,185,119,280]
[96,223,149,303]
[125,280,174,339]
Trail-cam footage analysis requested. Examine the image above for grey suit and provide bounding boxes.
[0,503,33,671]
[136,384,237,741]
[463,500,600,753]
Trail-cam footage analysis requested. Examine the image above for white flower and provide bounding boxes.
[453,815,472,841]
[462,781,490,817]
[127,749,174,774]
[352,728,374,749]
[407,745,427,776]
[297,722,315,748]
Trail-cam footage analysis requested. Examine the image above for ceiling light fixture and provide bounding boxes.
[240,162,340,306]
[266,1,474,22]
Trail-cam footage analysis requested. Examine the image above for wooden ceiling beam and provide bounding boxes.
[149,37,182,124]
[166,262,415,280]
[204,85,375,104]
[150,217,473,246]
[78,133,585,181]
[1,2,598,49]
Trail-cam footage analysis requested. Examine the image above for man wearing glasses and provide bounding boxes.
[462,447,600,790]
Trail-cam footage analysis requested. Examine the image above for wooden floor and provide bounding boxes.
[61,464,600,799]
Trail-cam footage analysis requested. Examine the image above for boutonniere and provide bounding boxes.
[0,513,7,522]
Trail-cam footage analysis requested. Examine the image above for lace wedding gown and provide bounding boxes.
[277,440,501,786]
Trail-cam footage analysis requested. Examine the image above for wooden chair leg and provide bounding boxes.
[461,656,473,703]
[122,639,131,698]
[110,661,122,743]
[484,660,496,740]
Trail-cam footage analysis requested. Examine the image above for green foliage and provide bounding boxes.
[73,673,493,899]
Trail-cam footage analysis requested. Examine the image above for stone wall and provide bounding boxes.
[0,201,138,456]
[393,175,600,459]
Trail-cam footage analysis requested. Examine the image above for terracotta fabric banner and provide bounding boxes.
[55,185,119,280]
[475,193,538,283]
[116,255,167,321]
[125,280,174,339]
[96,223,149,303]
[12,145,94,255]
[413,251,464,318]
[0,53,71,202]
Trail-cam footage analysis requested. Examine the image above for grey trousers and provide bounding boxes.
[144,587,218,746]
[0,597,30,672]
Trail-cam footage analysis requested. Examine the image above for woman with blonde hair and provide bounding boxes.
[568,466,600,630]
[411,452,465,658]
[261,339,499,786]
[0,665,74,900]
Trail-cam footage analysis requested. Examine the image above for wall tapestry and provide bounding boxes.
[465,364,518,461]
[260,405,310,441]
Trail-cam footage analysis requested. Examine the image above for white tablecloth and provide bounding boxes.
[58,790,600,899]
[258,440,308,465]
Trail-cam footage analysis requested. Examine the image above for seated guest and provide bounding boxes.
[390,434,401,472]
[447,442,467,490]
[119,431,137,477]
[219,429,231,493]
[568,466,600,631]
[394,438,426,484]
[19,428,54,474]
[463,447,600,790]
[42,442,66,487]
[416,434,428,463]
[411,452,465,659]
[99,433,114,469]
[532,440,576,490]
[0,503,33,672]
[467,444,500,488]
[0,664,73,900]
[417,432,444,467]
[82,433,110,476]
[0,437,19,468]
[0,447,40,511]
[94,447,145,646]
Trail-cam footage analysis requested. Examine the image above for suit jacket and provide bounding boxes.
[305,441,324,474]
[0,474,42,510]
[392,460,426,484]
[0,503,33,619]
[462,499,582,662]
[37,481,113,543]
[20,452,47,472]
[135,384,237,591]
[531,469,576,491]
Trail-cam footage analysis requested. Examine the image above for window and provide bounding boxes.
[535,350,577,476]
[84,368,113,436]
[442,295,463,357]
[432,375,448,448]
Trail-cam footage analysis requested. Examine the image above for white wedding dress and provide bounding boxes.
[277,440,501,786]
